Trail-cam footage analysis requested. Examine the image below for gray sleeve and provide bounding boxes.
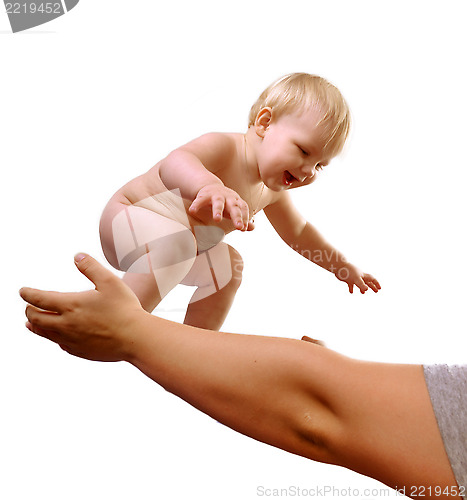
[423,364,467,494]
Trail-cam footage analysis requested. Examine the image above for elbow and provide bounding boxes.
[284,346,351,466]
[158,150,188,191]
[158,153,172,185]
[291,407,346,466]
[159,149,181,174]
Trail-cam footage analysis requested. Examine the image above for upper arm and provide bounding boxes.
[322,361,459,492]
[264,192,307,245]
[176,133,237,173]
[158,133,236,197]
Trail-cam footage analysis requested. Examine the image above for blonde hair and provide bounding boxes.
[248,73,351,156]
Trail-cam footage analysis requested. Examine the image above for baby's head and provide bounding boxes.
[248,73,350,158]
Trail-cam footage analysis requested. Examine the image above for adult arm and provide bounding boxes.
[20,254,457,497]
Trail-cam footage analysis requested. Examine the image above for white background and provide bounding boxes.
[2,1,466,499]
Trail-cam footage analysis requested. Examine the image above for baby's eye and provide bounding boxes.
[298,146,309,156]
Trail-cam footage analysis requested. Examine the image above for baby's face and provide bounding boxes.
[255,107,333,191]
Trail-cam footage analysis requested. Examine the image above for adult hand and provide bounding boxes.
[20,254,144,362]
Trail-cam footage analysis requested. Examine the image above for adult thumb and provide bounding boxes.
[74,253,115,289]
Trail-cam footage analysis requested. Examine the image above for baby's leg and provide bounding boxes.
[181,243,243,330]
[106,205,197,312]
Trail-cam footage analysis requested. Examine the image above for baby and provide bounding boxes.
[99,73,381,330]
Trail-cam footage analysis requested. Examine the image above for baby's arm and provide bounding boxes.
[159,133,251,231]
[264,193,380,294]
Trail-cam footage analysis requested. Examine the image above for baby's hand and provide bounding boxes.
[334,263,381,294]
[189,184,253,231]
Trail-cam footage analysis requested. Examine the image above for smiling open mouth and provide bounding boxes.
[284,171,298,186]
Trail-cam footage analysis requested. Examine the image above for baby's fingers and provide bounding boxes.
[363,274,381,293]
[246,219,255,231]
[210,195,225,222]
[226,197,250,231]
[355,277,369,294]
[189,193,227,223]
[189,196,206,214]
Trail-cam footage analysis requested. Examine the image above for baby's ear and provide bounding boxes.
[255,107,273,137]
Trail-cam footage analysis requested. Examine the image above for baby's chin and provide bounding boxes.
[261,178,283,192]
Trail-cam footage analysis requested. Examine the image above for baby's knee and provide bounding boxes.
[99,204,125,270]
[186,243,242,292]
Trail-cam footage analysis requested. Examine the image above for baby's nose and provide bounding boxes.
[300,164,316,180]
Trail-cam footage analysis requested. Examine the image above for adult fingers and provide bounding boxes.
[301,335,326,347]
[19,287,67,313]
[25,304,62,331]
[74,253,118,291]
[25,320,65,345]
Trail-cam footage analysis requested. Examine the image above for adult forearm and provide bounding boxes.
[21,253,454,493]
[125,312,339,462]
